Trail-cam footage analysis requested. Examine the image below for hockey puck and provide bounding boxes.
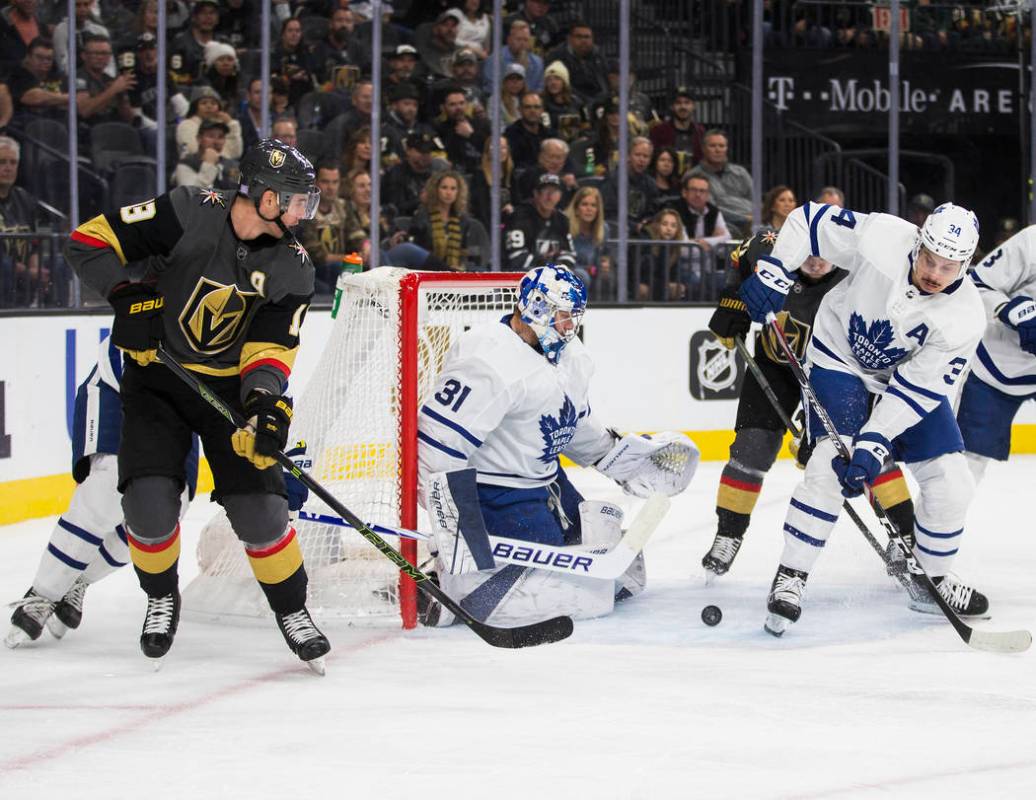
[701,605,723,626]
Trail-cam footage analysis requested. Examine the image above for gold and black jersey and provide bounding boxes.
[67,186,314,387]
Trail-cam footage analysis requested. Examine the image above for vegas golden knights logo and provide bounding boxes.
[269,149,286,168]
[760,311,811,364]
[179,278,259,354]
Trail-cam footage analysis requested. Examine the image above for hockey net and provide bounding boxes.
[184,268,524,628]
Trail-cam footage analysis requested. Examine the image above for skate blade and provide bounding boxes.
[4,627,32,649]
[46,618,69,639]
[908,599,991,620]
[305,657,326,676]
[764,613,791,638]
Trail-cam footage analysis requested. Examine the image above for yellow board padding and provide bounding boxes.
[5,425,1036,527]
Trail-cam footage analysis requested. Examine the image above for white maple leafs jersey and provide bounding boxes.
[968,224,1036,396]
[769,203,985,442]
[418,318,613,489]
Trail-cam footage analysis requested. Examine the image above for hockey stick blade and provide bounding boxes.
[763,317,1032,653]
[156,347,573,649]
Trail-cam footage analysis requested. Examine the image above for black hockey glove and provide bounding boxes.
[708,287,752,349]
[231,392,293,470]
[108,282,165,366]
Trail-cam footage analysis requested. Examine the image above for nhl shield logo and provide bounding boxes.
[268,149,286,168]
[688,330,743,400]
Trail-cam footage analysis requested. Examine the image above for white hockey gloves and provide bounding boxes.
[425,468,496,575]
[595,432,700,498]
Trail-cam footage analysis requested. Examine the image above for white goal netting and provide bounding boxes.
[183,268,522,625]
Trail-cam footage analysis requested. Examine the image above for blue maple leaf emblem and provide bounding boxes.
[538,396,578,463]
[847,312,908,370]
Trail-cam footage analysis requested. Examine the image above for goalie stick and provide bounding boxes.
[765,316,1031,654]
[156,346,573,649]
[298,492,670,581]
[733,336,916,594]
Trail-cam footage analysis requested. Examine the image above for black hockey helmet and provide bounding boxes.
[729,227,778,275]
[238,138,319,220]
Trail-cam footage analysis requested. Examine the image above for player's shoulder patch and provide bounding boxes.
[287,238,310,266]
[198,189,226,208]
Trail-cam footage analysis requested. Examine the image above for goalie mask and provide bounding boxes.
[913,202,980,279]
[517,264,588,364]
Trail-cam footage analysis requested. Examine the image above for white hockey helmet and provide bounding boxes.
[517,264,587,364]
[916,202,980,276]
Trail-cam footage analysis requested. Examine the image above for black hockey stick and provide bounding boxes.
[763,316,1031,654]
[733,336,914,593]
[156,346,573,649]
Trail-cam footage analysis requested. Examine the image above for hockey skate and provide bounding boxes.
[417,572,456,628]
[764,565,808,637]
[47,578,87,639]
[276,607,331,675]
[140,592,181,663]
[909,573,990,619]
[5,589,57,648]
[615,553,646,602]
[702,533,744,580]
[885,530,916,578]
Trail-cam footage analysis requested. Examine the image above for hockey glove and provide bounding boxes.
[596,432,700,498]
[282,441,310,517]
[998,296,1036,355]
[738,258,795,323]
[708,287,751,349]
[231,392,293,470]
[108,282,164,366]
[831,432,892,498]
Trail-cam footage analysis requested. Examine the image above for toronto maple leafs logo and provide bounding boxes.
[538,396,578,463]
[847,312,908,370]
[199,189,225,208]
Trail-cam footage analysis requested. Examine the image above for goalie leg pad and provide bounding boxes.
[425,468,495,575]
[907,452,974,576]
[577,500,624,549]
[596,432,701,497]
[33,454,124,600]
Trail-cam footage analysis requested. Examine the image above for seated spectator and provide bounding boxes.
[200,40,239,108]
[176,85,243,160]
[0,0,43,73]
[650,146,681,208]
[687,129,753,236]
[635,208,692,302]
[382,131,441,216]
[435,85,489,176]
[542,60,585,142]
[383,82,430,166]
[270,75,294,119]
[0,134,47,307]
[216,0,259,53]
[383,44,421,98]
[170,0,222,87]
[601,136,659,232]
[505,0,561,56]
[53,0,111,77]
[591,61,653,125]
[428,47,487,114]
[469,135,515,233]
[7,37,68,122]
[341,166,412,267]
[564,184,612,291]
[515,138,575,205]
[500,63,527,124]
[649,86,705,168]
[76,33,135,127]
[504,171,575,271]
[545,20,608,101]
[761,184,796,230]
[414,9,461,81]
[271,114,298,148]
[238,76,264,151]
[579,98,646,176]
[274,17,317,108]
[505,90,557,169]
[173,118,239,190]
[668,172,730,254]
[816,185,845,207]
[407,170,478,271]
[456,0,491,60]
[301,161,352,292]
[482,18,544,92]
[337,124,373,183]
[312,6,370,84]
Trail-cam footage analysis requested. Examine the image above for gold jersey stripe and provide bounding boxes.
[74,215,128,265]
[247,535,304,585]
[240,341,299,375]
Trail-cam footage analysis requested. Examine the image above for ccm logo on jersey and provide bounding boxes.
[129,298,164,314]
[493,542,594,572]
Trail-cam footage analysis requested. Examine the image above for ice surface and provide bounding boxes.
[2,459,1034,799]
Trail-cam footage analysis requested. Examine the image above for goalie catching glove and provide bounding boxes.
[232,391,293,470]
[595,431,700,497]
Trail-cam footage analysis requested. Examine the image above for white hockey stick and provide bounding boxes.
[298,494,670,580]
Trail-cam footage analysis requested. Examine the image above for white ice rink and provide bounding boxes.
[1,458,1035,799]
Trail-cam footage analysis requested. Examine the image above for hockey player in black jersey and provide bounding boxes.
[66,139,331,672]
[702,229,917,577]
